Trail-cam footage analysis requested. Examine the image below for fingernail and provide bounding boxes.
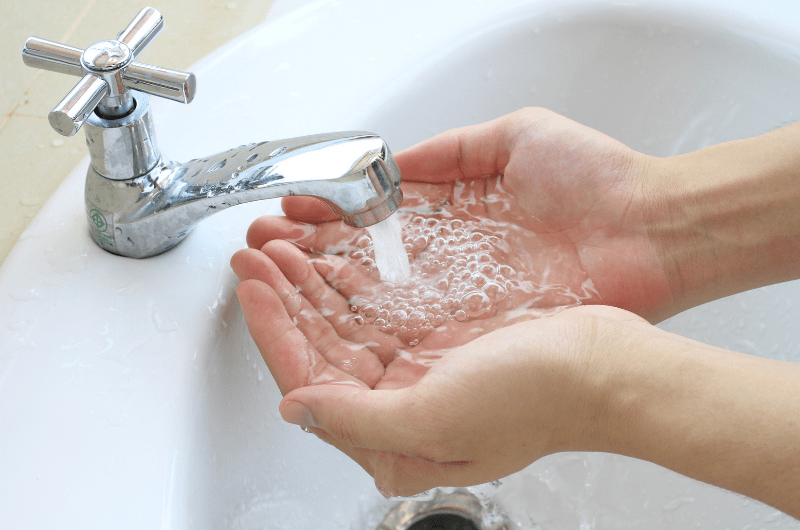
[281,401,317,429]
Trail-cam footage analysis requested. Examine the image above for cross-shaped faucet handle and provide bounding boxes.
[22,7,196,137]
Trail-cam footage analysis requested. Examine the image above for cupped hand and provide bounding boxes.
[233,252,651,496]
[246,107,675,324]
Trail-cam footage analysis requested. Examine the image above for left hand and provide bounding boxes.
[233,246,645,496]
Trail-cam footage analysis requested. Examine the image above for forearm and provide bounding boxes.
[600,328,800,518]
[645,122,800,316]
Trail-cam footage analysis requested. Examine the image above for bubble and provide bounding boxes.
[360,304,378,323]
[483,281,507,302]
[478,263,497,276]
[412,235,428,250]
[389,309,408,327]
[407,311,426,328]
[461,291,492,317]
[421,290,439,304]
[475,274,491,287]
[454,310,468,322]
[498,265,515,278]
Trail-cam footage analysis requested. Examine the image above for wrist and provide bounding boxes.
[643,123,800,317]
[600,324,800,517]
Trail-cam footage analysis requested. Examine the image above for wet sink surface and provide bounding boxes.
[2,1,800,528]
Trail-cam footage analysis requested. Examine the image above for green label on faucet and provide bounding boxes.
[89,209,107,232]
[87,207,114,248]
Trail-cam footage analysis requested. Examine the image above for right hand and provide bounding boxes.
[250,107,677,323]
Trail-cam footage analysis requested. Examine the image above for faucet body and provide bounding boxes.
[23,8,402,259]
[83,93,403,258]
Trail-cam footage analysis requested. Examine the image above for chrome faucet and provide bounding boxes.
[22,7,403,258]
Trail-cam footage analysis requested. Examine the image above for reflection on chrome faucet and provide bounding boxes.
[22,7,403,258]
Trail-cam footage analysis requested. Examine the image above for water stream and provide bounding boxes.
[365,214,411,283]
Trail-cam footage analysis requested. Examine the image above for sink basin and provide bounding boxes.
[2,0,799,528]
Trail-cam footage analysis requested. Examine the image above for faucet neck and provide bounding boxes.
[84,91,161,180]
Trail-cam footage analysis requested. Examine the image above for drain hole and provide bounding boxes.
[408,513,479,530]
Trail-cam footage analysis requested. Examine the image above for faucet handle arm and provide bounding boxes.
[117,7,164,59]
[50,74,109,137]
[21,37,83,76]
[124,63,195,104]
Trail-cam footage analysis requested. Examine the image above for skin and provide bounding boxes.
[231,108,800,518]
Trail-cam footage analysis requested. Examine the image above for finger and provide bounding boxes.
[246,215,362,254]
[236,279,365,393]
[305,426,449,498]
[281,196,340,223]
[232,248,300,306]
[233,249,385,386]
[310,252,380,302]
[281,385,483,497]
[371,451,469,498]
[394,114,512,184]
[246,215,315,249]
[264,240,405,364]
[280,385,433,457]
[284,386,499,498]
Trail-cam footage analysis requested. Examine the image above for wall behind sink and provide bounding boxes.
[0,0,318,266]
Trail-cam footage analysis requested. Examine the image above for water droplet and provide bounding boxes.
[269,146,288,158]
[207,159,227,173]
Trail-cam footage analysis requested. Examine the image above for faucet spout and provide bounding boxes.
[180,131,404,228]
[83,93,403,258]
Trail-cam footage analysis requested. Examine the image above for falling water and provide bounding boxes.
[365,214,411,283]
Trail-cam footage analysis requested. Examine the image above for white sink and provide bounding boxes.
[2,1,800,528]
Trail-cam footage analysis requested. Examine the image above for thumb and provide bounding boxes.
[280,385,437,459]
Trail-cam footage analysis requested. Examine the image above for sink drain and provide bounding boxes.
[375,489,508,530]
[406,513,478,530]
